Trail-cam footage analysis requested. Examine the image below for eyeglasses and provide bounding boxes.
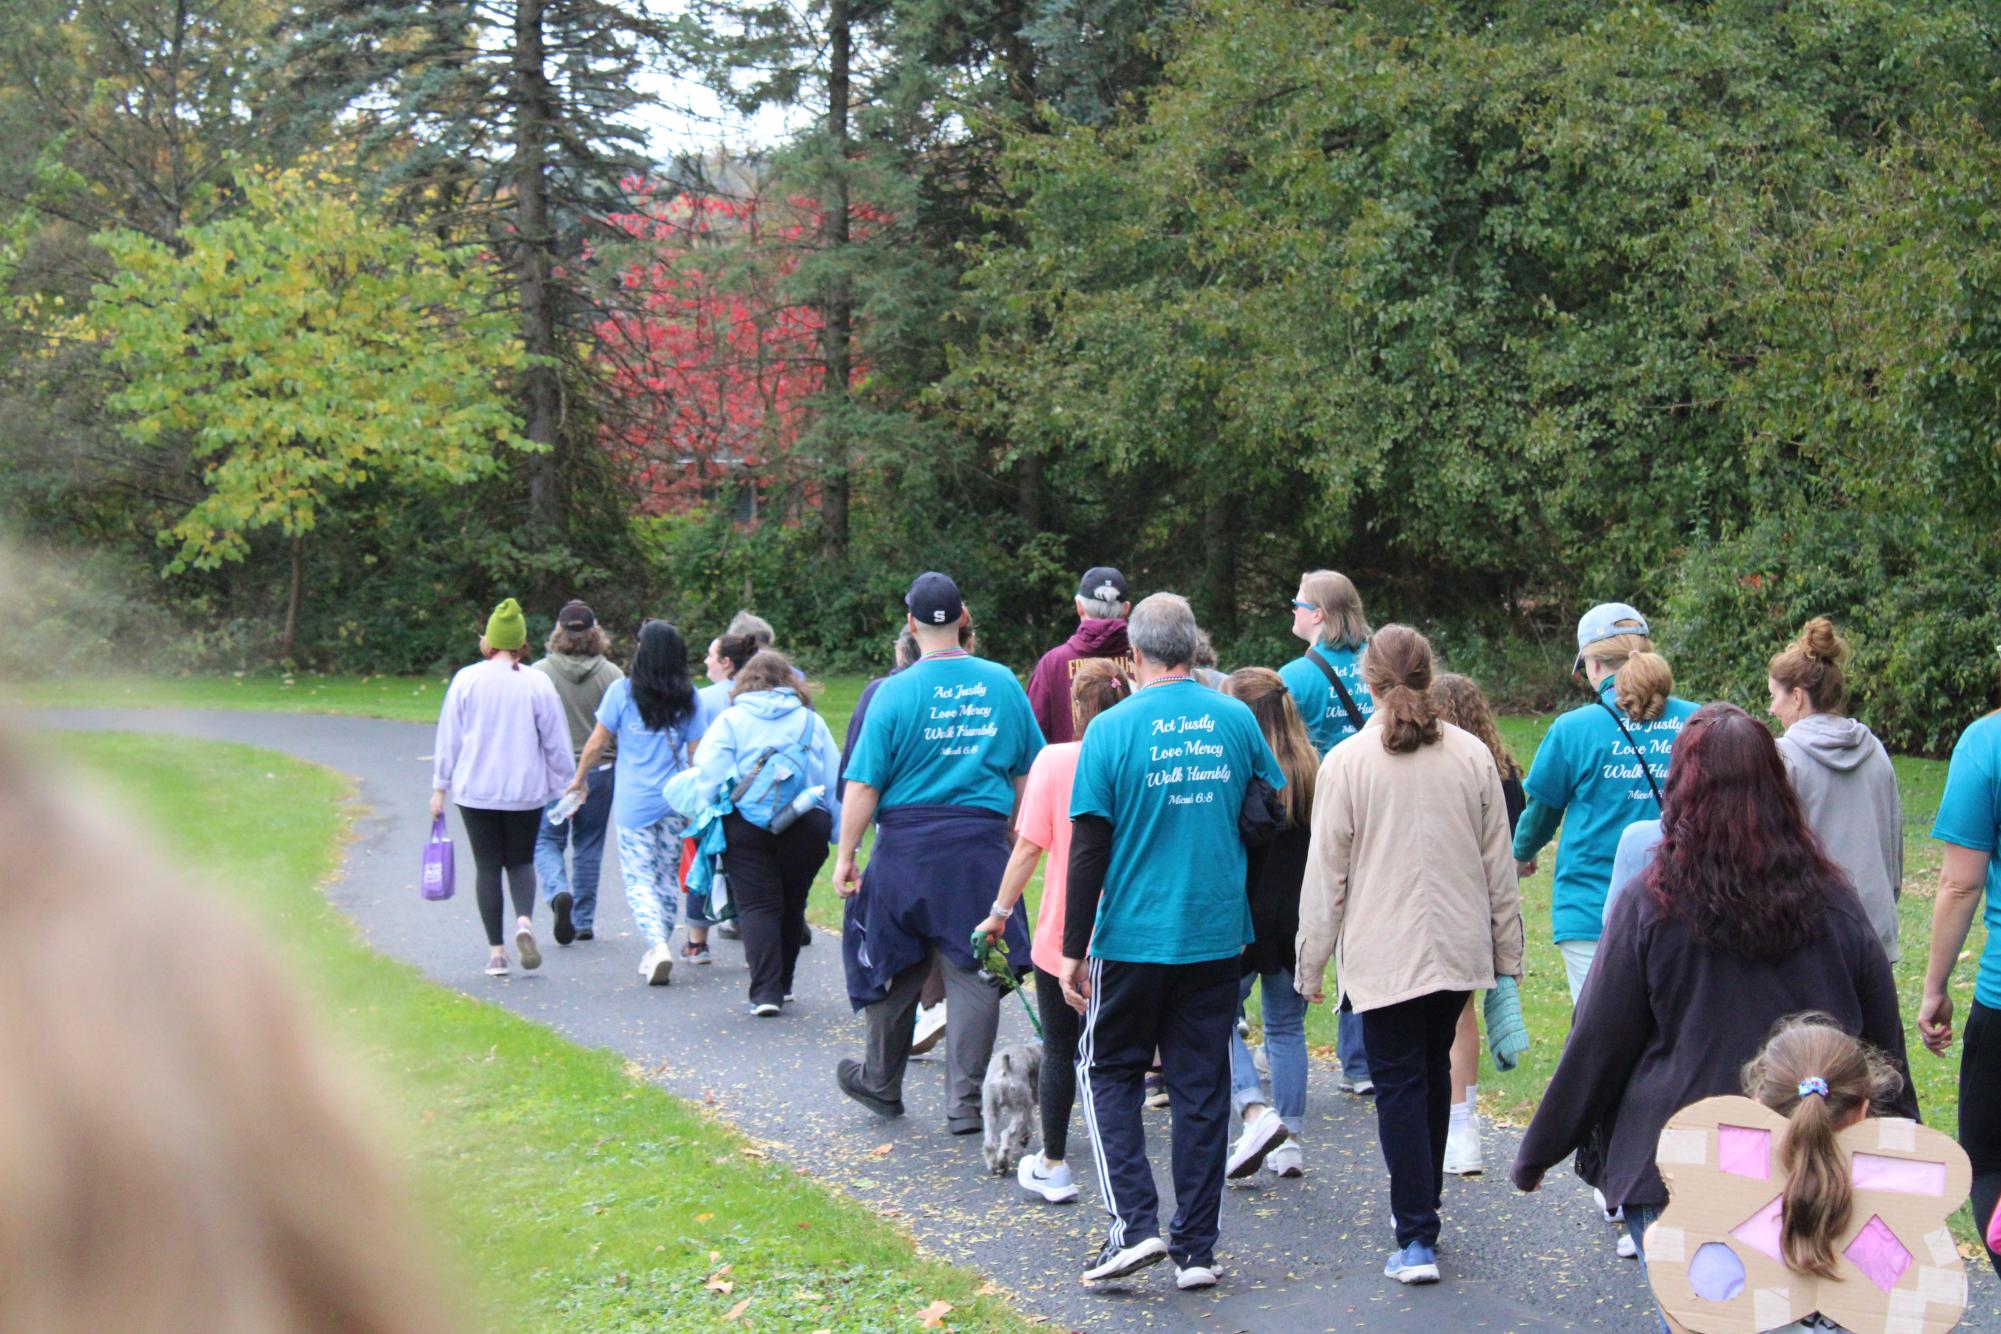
[1289,599,1315,611]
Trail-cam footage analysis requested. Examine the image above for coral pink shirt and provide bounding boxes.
[1018,742,1082,976]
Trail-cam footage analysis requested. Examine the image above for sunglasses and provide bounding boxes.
[1289,599,1315,611]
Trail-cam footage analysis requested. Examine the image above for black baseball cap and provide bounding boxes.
[1078,566,1128,602]
[557,599,596,630]
[904,572,964,627]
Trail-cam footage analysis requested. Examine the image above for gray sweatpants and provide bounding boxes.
[861,946,1002,1124]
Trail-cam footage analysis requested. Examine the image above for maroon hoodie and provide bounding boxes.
[1027,618,1134,743]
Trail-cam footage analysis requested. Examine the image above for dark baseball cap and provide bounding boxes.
[556,599,596,630]
[904,572,964,627]
[1077,566,1128,602]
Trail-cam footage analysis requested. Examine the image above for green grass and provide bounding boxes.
[33,671,1984,1138]
[61,729,1025,1333]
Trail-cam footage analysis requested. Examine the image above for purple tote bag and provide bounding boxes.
[421,814,455,901]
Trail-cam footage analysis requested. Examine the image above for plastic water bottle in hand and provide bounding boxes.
[769,784,825,834]
[547,788,585,826]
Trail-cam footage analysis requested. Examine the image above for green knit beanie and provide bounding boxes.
[485,597,528,651]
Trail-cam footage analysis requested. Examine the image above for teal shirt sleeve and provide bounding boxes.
[1520,713,1577,812]
[844,681,895,791]
[1512,794,1563,863]
[1933,725,2000,852]
[1070,728,1114,821]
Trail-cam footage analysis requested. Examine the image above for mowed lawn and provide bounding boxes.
[21,670,1982,1134]
[55,729,1025,1333]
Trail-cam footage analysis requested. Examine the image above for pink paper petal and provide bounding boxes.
[1729,1194,1786,1262]
[1719,1125,1772,1180]
[1843,1215,1912,1293]
[1852,1153,1946,1197]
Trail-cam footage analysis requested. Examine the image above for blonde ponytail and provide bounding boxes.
[1587,629,1673,722]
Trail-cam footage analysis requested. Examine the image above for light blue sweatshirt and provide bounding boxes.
[694,687,844,838]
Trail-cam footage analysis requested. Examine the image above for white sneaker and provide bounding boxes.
[1594,1187,1622,1225]
[1175,1264,1218,1290]
[638,943,673,986]
[1226,1107,1289,1179]
[1443,1117,1484,1176]
[911,1002,948,1055]
[1617,1232,1638,1259]
[1082,1235,1168,1283]
[1018,1153,1080,1203]
[485,954,509,977]
[514,917,540,970]
[1266,1141,1304,1178]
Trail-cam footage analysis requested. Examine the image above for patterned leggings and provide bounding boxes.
[616,818,681,947]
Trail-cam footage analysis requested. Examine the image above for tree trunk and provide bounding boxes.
[514,0,563,530]
[1202,495,1238,641]
[817,0,853,559]
[281,532,303,662]
[1015,450,1042,532]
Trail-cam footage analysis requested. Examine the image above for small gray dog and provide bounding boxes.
[980,1040,1042,1175]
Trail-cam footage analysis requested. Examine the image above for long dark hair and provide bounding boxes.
[629,620,696,733]
[1645,702,1845,961]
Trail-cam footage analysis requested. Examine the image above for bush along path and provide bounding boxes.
[28,708,1997,1332]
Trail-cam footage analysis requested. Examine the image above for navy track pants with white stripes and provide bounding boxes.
[1077,954,1239,1268]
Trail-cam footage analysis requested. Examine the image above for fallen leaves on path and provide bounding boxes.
[868,1142,894,1158]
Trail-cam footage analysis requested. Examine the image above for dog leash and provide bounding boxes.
[970,932,1044,1040]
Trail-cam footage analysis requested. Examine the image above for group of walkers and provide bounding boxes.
[430,563,2000,1326]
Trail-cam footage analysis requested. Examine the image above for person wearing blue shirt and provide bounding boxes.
[1513,603,1698,1004]
[1058,593,1285,1290]
[833,572,1045,1134]
[1278,568,1377,1096]
[1922,709,2001,1275]
[560,620,714,987]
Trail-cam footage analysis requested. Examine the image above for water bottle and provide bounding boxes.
[768,784,825,834]
[546,788,585,826]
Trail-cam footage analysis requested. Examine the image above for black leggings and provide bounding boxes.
[1964,1000,2001,1275]
[457,805,540,947]
[721,809,831,1005]
[1034,967,1081,1160]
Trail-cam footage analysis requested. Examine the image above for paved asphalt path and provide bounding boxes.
[29,708,1997,1332]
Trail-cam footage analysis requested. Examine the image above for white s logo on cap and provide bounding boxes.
[1094,582,1119,600]
[932,610,946,623]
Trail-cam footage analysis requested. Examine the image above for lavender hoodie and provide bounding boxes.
[433,657,574,810]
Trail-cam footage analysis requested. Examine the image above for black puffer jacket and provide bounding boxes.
[1241,823,1310,977]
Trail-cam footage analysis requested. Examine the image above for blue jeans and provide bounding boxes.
[534,765,612,928]
[1338,1007,1370,1084]
[1230,970,1308,1130]
[1624,1202,1674,1334]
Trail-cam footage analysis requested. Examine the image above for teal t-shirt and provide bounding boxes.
[1069,677,1286,964]
[1930,713,2001,1010]
[1517,680,1698,943]
[843,651,1044,815]
[1279,644,1374,757]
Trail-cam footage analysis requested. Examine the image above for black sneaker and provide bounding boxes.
[835,1058,904,1118]
[1082,1236,1168,1283]
[800,923,814,946]
[575,927,593,941]
[551,891,575,945]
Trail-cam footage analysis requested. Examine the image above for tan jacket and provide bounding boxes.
[1294,717,1523,1010]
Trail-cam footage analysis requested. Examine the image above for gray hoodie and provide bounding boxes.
[533,652,624,760]
[1776,712,1902,961]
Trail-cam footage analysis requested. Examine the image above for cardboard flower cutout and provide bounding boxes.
[1647,1096,1970,1334]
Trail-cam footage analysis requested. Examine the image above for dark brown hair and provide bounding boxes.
[731,649,809,706]
[1069,657,1129,738]
[712,633,758,678]
[547,623,611,657]
[1224,667,1318,826]
[1360,624,1439,753]
[1429,672,1522,780]
[1740,1013,1905,1278]
[1768,617,1850,716]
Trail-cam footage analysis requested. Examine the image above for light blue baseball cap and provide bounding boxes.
[1574,602,1650,672]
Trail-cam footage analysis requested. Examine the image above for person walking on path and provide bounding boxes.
[1278,568,1376,1097]
[834,573,1044,1133]
[1061,593,1286,1291]
[1427,671,1526,1179]
[839,627,919,785]
[1028,566,1135,745]
[1919,697,2001,1274]
[1294,626,1523,1287]
[1512,603,1697,1001]
[531,599,621,945]
[1769,617,1903,962]
[431,597,574,977]
[681,632,758,962]
[974,659,1131,1205]
[692,650,842,1016]
[1220,667,1318,1184]
[1513,704,1916,1290]
[560,620,715,987]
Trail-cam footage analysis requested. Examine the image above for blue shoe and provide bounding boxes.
[1384,1240,1439,1285]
